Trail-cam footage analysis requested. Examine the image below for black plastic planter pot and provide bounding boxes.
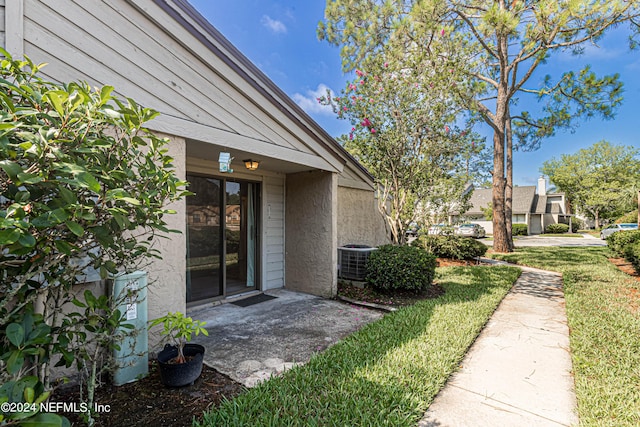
[157,343,205,387]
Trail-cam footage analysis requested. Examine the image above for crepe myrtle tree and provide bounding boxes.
[0,52,189,424]
[319,0,640,252]
[318,58,474,244]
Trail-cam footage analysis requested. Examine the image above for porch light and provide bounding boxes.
[243,159,259,171]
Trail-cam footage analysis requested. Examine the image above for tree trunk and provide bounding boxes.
[505,107,514,250]
[491,32,510,253]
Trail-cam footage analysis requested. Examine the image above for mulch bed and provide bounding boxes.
[609,257,640,282]
[337,257,484,307]
[52,257,481,426]
[53,362,244,427]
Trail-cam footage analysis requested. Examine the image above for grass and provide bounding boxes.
[197,266,521,426]
[491,247,640,426]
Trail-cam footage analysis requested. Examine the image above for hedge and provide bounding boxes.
[365,245,437,293]
[412,235,488,260]
[623,241,640,274]
[607,230,640,257]
[546,223,569,234]
[512,224,528,236]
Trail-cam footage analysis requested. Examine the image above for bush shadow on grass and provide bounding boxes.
[197,266,520,427]
[491,246,609,271]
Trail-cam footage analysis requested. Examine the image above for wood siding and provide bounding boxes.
[0,0,5,48]
[264,176,285,289]
[19,0,337,172]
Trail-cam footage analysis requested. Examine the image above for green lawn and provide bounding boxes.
[197,266,521,426]
[491,247,640,426]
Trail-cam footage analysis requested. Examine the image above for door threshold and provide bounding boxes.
[225,290,261,302]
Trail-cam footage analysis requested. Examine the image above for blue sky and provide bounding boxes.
[190,0,640,187]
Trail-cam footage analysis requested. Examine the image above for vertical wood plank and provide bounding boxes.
[5,0,23,58]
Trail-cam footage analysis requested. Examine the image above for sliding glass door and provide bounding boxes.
[186,175,259,303]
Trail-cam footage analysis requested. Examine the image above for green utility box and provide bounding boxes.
[111,271,148,385]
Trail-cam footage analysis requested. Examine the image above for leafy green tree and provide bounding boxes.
[541,141,640,227]
[0,52,189,424]
[318,58,475,243]
[319,0,639,252]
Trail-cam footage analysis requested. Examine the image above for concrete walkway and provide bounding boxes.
[419,262,578,426]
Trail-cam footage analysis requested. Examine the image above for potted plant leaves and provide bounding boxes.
[149,312,209,387]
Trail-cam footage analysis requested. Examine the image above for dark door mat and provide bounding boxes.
[230,294,277,307]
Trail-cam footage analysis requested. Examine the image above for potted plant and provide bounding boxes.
[149,312,209,387]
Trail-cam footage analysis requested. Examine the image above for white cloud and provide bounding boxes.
[292,84,336,116]
[261,15,287,34]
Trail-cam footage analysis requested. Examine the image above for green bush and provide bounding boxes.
[545,223,569,234]
[607,230,640,257]
[623,241,640,274]
[0,52,189,425]
[571,217,584,232]
[365,245,436,292]
[616,211,638,224]
[512,224,528,236]
[413,235,488,260]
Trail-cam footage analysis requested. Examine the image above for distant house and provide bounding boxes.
[0,0,389,324]
[451,177,572,235]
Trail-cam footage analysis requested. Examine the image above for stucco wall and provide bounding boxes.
[337,186,389,247]
[285,170,337,297]
[145,134,187,327]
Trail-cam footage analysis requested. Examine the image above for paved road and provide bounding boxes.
[485,233,607,248]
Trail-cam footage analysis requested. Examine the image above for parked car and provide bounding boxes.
[405,222,420,238]
[427,224,454,235]
[455,223,486,238]
[600,223,638,240]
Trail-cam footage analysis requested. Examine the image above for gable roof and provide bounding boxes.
[532,195,547,214]
[154,0,374,185]
[464,186,537,215]
[13,0,374,187]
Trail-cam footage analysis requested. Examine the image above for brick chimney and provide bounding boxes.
[538,176,547,196]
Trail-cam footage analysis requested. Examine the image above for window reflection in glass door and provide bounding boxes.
[186,176,223,302]
[186,175,259,303]
[225,181,258,295]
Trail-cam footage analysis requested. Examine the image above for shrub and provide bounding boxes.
[365,245,436,292]
[512,224,528,236]
[607,230,640,257]
[413,235,488,260]
[616,211,638,224]
[623,241,640,274]
[546,223,569,234]
[0,53,188,425]
[571,217,584,232]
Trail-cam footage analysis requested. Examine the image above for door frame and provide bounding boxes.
[185,172,262,305]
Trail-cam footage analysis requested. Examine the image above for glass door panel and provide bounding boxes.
[186,175,259,302]
[186,175,222,302]
[225,181,258,295]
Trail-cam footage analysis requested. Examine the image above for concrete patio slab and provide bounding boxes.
[188,289,384,387]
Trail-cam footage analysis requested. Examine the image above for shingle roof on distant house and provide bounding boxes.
[464,186,537,215]
[532,195,547,214]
